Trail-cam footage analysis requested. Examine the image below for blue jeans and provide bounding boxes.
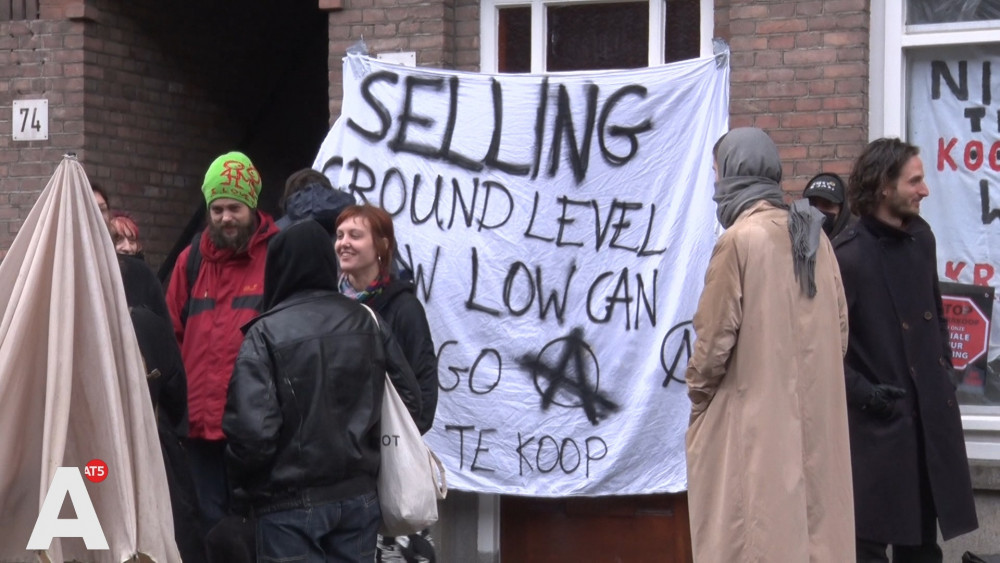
[186,438,229,535]
[256,491,381,562]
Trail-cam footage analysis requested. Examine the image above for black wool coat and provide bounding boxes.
[834,215,978,544]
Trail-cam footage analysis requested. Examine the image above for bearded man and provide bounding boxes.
[166,151,278,535]
[834,138,977,561]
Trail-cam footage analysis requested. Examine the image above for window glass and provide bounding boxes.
[906,0,1000,24]
[546,2,648,71]
[499,7,532,73]
[905,42,1000,407]
[484,0,703,73]
[665,0,700,63]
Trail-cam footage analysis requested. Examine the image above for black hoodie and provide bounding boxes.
[262,220,339,311]
[224,220,422,511]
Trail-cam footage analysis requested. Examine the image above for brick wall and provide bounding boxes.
[715,0,870,195]
[78,0,237,266]
[453,0,479,71]
[325,0,480,122]
[1,0,874,264]
[324,0,869,193]
[1,0,330,266]
[0,1,236,265]
[0,15,85,260]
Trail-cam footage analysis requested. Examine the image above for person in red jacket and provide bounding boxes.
[166,151,278,535]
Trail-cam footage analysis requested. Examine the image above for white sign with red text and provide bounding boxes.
[908,44,1000,368]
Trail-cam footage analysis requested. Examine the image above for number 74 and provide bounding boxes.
[19,107,41,132]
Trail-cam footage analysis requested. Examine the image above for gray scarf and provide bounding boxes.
[713,128,825,298]
[788,199,826,297]
[713,175,785,228]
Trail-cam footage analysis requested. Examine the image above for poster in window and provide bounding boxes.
[908,43,1000,406]
[940,281,996,404]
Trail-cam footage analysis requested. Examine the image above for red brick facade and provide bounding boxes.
[1,0,330,264]
[324,0,480,121]
[322,0,870,195]
[0,9,85,257]
[716,0,869,193]
[78,2,238,265]
[1,1,872,259]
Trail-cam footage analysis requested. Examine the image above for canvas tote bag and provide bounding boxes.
[363,305,448,536]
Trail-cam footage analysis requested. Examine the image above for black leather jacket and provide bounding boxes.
[222,288,422,513]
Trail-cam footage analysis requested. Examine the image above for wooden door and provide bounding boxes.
[500,493,692,562]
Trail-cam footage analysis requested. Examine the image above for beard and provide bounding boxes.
[883,190,921,223]
[208,219,255,251]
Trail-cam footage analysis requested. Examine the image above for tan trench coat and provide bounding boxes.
[685,202,854,562]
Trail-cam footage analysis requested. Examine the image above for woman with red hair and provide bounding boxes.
[335,204,440,563]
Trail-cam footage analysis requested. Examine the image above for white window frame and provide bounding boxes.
[871,3,1000,139]
[872,3,1000,460]
[480,0,713,73]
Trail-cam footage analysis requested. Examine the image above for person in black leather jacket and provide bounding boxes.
[222,219,421,562]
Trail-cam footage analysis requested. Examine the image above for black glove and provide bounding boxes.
[861,384,906,419]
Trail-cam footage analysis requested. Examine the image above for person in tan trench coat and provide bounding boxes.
[685,127,855,562]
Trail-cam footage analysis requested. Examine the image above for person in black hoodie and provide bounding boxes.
[223,220,422,562]
[803,172,856,239]
[275,167,355,235]
[118,254,206,562]
[335,204,439,563]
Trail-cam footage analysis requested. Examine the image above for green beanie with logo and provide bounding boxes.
[202,151,262,209]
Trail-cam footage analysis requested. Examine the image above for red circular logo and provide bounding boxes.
[84,459,108,483]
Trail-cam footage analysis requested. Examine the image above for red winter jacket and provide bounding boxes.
[166,212,277,440]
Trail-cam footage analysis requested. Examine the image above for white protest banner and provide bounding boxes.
[909,45,1000,402]
[315,53,729,495]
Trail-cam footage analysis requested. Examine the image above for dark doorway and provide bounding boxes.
[93,1,332,270]
[134,1,331,217]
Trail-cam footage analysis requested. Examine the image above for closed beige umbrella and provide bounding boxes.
[0,156,180,562]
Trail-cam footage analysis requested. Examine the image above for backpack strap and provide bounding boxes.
[180,231,203,328]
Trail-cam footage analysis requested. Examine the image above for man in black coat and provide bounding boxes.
[834,138,978,562]
[222,220,422,562]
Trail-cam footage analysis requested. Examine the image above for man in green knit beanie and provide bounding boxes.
[202,151,264,251]
[166,150,279,537]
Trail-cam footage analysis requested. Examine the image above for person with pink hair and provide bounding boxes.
[110,212,143,257]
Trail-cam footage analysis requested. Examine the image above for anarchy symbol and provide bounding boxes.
[660,321,693,388]
[518,327,619,426]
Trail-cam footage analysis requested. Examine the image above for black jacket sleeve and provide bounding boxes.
[387,296,439,434]
[376,313,423,424]
[223,328,283,484]
[130,306,189,437]
[834,230,878,409]
[932,269,954,371]
[844,363,877,409]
